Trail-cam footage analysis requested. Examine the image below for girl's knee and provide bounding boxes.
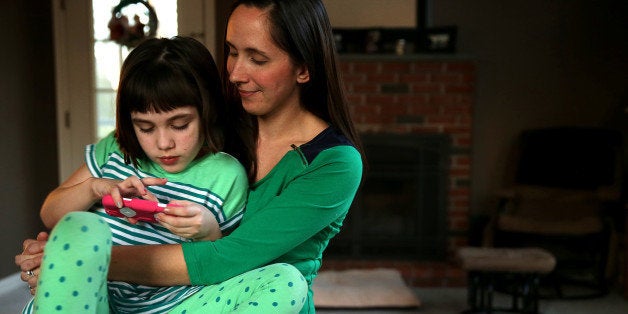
[35,212,112,313]
[58,211,108,227]
[44,211,112,271]
[52,212,112,239]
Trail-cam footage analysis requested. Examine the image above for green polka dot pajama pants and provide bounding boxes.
[170,264,307,313]
[23,212,112,313]
[22,212,307,313]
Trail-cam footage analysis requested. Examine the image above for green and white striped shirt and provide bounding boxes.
[85,133,248,313]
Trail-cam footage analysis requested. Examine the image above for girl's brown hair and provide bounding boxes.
[115,36,255,180]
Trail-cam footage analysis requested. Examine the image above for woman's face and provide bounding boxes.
[131,106,204,173]
[225,5,310,118]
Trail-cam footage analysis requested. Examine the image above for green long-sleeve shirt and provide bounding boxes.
[182,127,363,313]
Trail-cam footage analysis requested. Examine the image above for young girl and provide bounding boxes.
[20,36,306,313]
[17,1,362,313]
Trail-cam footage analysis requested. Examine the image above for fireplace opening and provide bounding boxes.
[326,133,451,261]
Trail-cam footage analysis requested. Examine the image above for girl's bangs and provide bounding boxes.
[123,65,200,113]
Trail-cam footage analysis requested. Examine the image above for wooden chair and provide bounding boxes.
[485,126,623,299]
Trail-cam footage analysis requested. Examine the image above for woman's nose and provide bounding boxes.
[228,59,246,84]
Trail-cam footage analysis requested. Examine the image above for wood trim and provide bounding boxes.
[52,0,95,182]
[215,0,236,69]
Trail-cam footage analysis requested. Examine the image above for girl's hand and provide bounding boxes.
[42,166,166,228]
[103,176,168,207]
[97,176,167,224]
[155,200,222,241]
[15,232,49,295]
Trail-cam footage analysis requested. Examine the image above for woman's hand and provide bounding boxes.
[15,232,49,295]
[156,200,222,241]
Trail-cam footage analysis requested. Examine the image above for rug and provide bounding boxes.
[313,268,421,309]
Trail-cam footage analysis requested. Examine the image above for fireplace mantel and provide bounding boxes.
[323,56,475,287]
[339,53,474,62]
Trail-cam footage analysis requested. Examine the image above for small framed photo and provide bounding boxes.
[419,26,457,53]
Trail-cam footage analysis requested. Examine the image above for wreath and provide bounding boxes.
[108,0,159,48]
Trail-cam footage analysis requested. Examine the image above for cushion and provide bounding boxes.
[313,268,421,309]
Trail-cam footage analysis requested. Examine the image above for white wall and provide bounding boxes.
[323,0,416,28]
[0,1,56,277]
[431,0,628,216]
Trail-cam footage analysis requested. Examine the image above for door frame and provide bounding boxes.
[52,0,95,182]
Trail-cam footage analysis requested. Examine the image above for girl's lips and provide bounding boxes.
[159,156,179,165]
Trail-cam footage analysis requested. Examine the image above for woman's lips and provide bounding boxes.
[159,156,179,165]
[238,89,257,98]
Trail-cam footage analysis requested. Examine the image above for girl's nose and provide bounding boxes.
[156,131,175,150]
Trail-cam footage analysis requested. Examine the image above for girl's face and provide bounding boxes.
[131,106,204,173]
[225,5,310,118]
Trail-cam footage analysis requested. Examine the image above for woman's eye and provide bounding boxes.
[227,49,238,57]
[250,57,267,65]
[138,127,154,133]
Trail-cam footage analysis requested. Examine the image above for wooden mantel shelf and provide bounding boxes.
[339,53,474,62]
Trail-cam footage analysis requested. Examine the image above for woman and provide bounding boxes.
[16,0,363,312]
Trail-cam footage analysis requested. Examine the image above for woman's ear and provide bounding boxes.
[296,65,310,84]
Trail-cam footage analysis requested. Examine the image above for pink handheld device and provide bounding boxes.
[102,195,166,222]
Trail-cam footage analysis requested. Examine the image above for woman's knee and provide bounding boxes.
[264,263,308,297]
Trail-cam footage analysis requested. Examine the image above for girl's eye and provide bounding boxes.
[138,127,154,133]
[172,123,189,131]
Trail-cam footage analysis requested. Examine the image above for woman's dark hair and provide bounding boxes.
[115,36,255,180]
[224,0,363,154]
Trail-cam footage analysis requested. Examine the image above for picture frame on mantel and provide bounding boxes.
[323,0,421,29]
[325,0,428,55]
[419,26,458,53]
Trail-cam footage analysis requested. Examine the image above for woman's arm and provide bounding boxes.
[18,237,192,288]
[109,244,191,286]
[183,146,363,285]
[108,146,362,287]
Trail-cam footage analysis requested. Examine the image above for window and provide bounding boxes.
[92,0,178,139]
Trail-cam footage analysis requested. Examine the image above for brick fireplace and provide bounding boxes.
[321,55,474,287]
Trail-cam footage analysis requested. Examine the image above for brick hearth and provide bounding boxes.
[321,55,475,287]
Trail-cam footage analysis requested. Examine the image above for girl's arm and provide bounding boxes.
[40,164,103,228]
[40,164,167,228]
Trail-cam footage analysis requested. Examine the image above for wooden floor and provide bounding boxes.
[3,272,627,314]
[318,287,628,314]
